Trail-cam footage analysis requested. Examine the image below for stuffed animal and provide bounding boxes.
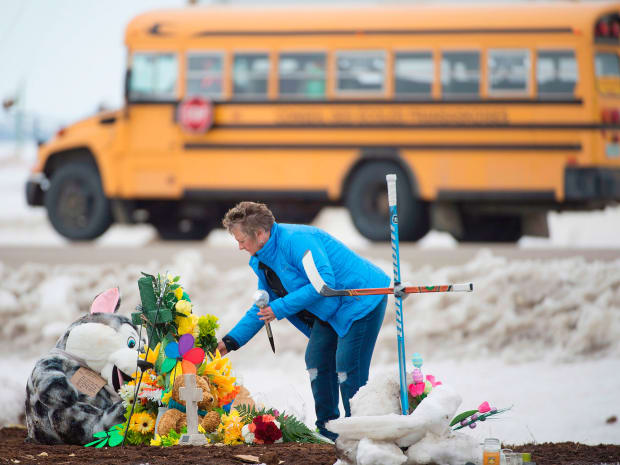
[157,374,221,436]
[25,288,146,445]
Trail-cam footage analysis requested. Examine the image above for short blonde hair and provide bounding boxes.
[222,201,275,238]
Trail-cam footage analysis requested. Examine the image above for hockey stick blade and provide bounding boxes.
[302,250,473,297]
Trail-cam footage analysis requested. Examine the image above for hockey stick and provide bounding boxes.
[386,174,409,416]
[302,250,473,297]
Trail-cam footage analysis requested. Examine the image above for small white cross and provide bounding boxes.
[179,374,206,445]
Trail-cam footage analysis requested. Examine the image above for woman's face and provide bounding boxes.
[231,225,268,255]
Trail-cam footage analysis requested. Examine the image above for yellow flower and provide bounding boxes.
[217,409,243,445]
[198,424,206,434]
[139,342,160,365]
[175,299,192,315]
[177,313,198,336]
[174,287,184,300]
[161,389,172,405]
[130,412,156,434]
[203,350,236,403]
[150,434,162,446]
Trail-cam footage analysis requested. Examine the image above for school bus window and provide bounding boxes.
[233,53,269,99]
[488,49,530,96]
[186,53,224,99]
[278,53,326,99]
[441,51,480,98]
[394,52,433,98]
[595,52,620,77]
[129,52,178,102]
[336,51,386,95]
[537,50,577,97]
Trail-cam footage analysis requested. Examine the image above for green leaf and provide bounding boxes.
[108,433,124,447]
[173,276,180,282]
[95,439,108,448]
[450,409,478,427]
[169,284,180,291]
[93,431,108,438]
[84,438,104,447]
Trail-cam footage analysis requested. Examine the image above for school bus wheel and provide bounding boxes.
[43,161,113,241]
[345,161,430,242]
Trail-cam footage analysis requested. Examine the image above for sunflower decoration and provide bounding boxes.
[130,412,156,435]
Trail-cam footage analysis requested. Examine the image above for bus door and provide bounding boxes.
[123,51,181,199]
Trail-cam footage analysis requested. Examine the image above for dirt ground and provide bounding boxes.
[2,427,620,465]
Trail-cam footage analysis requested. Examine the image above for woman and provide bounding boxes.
[216,201,389,440]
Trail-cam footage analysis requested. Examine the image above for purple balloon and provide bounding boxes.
[178,333,195,356]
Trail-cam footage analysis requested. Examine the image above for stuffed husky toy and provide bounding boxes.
[25,288,147,445]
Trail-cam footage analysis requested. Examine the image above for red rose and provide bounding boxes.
[253,415,282,444]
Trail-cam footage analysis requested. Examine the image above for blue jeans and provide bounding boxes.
[304,297,387,440]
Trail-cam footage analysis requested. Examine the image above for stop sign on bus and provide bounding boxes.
[178,96,213,133]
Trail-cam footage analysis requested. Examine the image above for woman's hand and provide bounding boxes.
[217,340,228,356]
[257,305,275,323]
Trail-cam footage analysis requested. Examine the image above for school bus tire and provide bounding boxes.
[345,161,430,242]
[44,161,113,241]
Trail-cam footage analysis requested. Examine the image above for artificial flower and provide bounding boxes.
[478,401,491,413]
[130,412,155,434]
[202,350,237,404]
[217,409,244,445]
[253,414,282,444]
[426,374,442,387]
[161,389,172,405]
[150,434,162,446]
[408,382,425,397]
[139,342,160,366]
[242,423,255,444]
[174,287,184,300]
[176,299,192,314]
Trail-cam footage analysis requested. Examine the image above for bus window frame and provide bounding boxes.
[276,50,328,100]
[127,50,180,103]
[231,50,271,100]
[536,48,579,99]
[486,48,532,98]
[185,50,226,101]
[439,48,482,100]
[392,49,435,100]
[334,49,388,98]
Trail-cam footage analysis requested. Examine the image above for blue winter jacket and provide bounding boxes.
[226,222,390,348]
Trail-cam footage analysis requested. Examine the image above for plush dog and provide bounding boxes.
[157,375,221,436]
[25,288,146,445]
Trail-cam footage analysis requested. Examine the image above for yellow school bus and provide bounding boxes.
[26,2,620,241]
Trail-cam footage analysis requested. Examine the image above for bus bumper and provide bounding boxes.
[25,173,48,207]
[565,167,620,201]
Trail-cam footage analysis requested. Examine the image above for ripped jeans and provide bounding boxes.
[304,297,387,440]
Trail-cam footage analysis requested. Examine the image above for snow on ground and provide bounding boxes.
[1,248,619,445]
[0,142,619,446]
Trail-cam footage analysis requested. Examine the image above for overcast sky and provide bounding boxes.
[0,0,602,126]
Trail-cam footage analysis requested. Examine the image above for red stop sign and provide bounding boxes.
[178,96,213,133]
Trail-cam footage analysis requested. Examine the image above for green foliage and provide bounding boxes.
[450,409,479,427]
[84,424,124,448]
[196,314,220,354]
[235,405,328,444]
[125,429,151,446]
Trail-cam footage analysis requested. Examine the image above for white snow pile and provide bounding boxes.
[330,375,481,465]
